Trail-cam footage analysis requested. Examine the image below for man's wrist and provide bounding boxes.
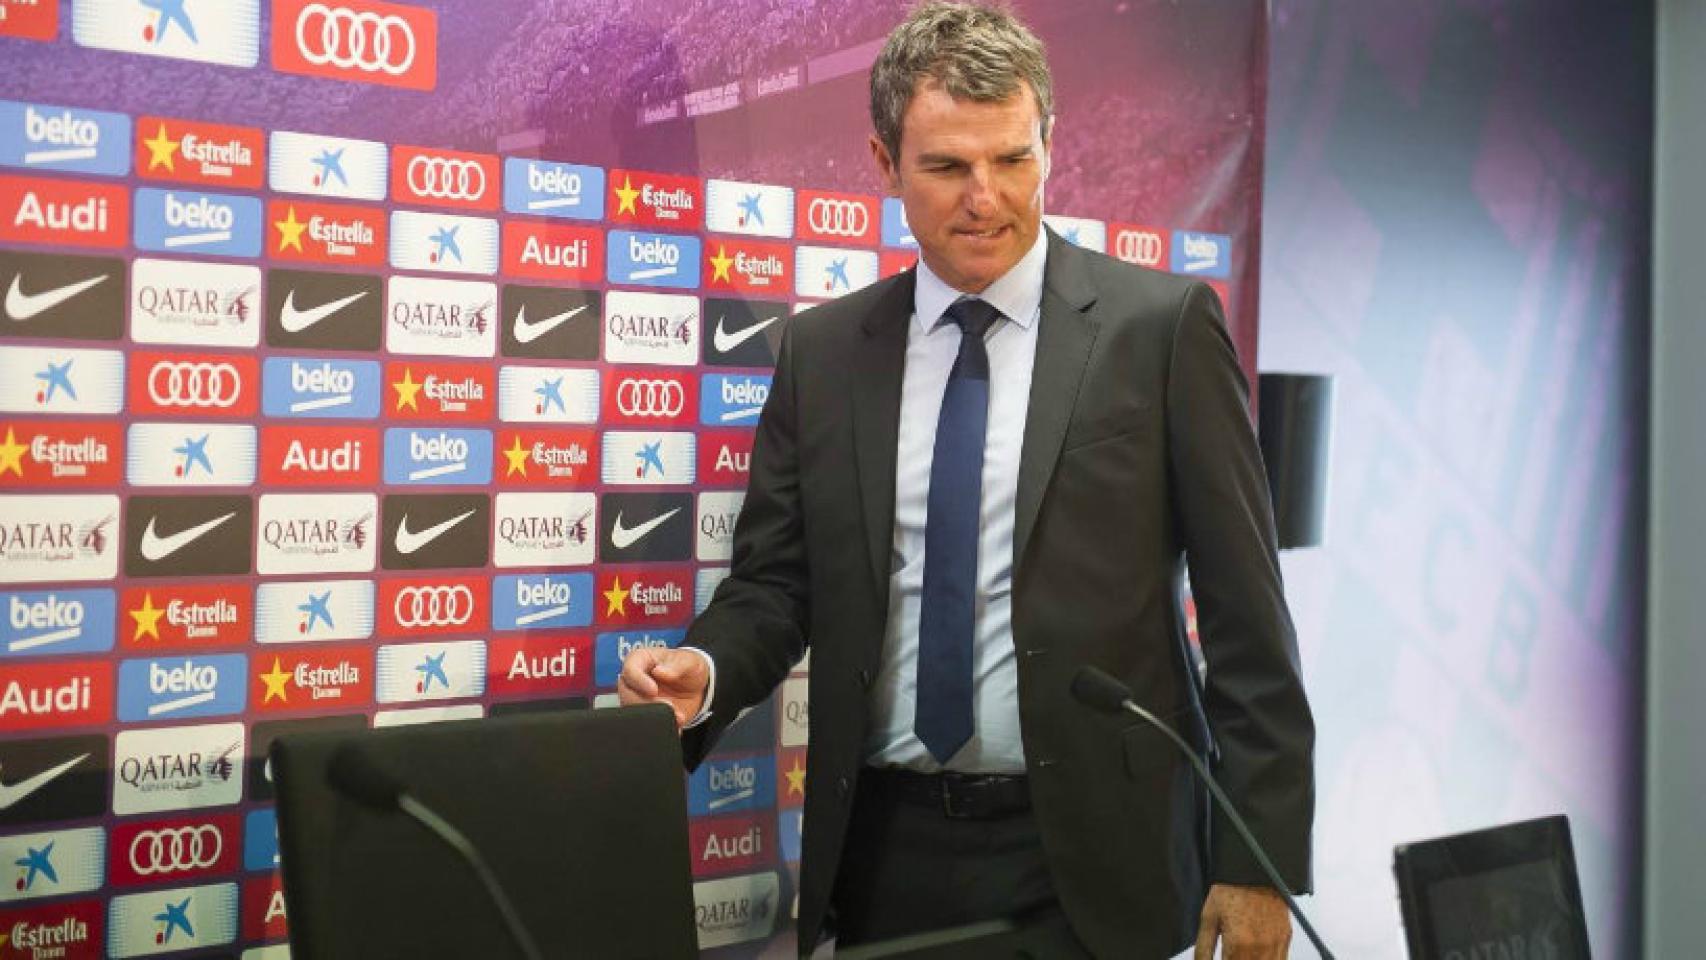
[681,646,716,728]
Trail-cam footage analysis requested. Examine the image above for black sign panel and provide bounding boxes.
[124,495,254,577]
[0,250,125,340]
[500,284,600,360]
[599,492,693,563]
[380,493,490,570]
[701,297,786,368]
[265,268,384,351]
[0,733,108,826]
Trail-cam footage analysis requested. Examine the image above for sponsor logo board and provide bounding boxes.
[113,723,244,815]
[795,190,877,245]
[377,575,485,637]
[608,169,701,229]
[1171,229,1231,277]
[133,188,263,258]
[501,221,602,284]
[604,369,695,427]
[0,250,125,341]
[128,352,258,419]
[500,284,600,359]
[486,634,590,699]
[383,427,493,486]
[120,584,251,651]
[379,493,489,570]
[704,239,791,296]
[601,430,695,485]
[256,493,377,575]
[105,881,238,957]
[496,365,599,424]
[389,210,498,275]
[125,423,258,487]
[122,494,253,579]
[0,420,123,488]
[394,144,498,210]
[492,491,595,568]
[261,356,382,419]
[0,100,129,177]
[0,898,103,959]
[698,430,753,486]
[254,579,375,644]
[129,259,260,347]
[794,245,878,298]
[0,494,119,583]
[495,429,597,486]
[700,373,770,426]
[386,360,495,421]
[694,566,728,615]
[696,491,743,562]
[686,754,775,817]
[490,572,593,632]
[375,639,485,703]
[271,0,438,91]
[73,0,260,67]
[268,198,387,265]
[252,645,373,712]
[385,275,497,356]
[690,815,773,878]
[599,491,692,563]
[1043,214,1107,253]
[0,174,128,249]
[116,654,248,723]
[1110,223,1166,267]
[603,290,698,365]
[1,589,114,659]
[880,197,916,248]
[606,229,700,289]
[0,733,107,826]
[265,268,384,351]
[259,425,380,486]
[704,179,792,239]
[108,813,240,888]
[0,826,104,904]
[268,130,387,201]
[596,567,691,627]
[693,872,779,949]
[700,298,785,368]
[502,158,604,220]
[136,115,265,189]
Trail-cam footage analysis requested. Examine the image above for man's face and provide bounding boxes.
[871,79,1050,294]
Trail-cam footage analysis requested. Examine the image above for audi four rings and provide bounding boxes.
[148,361,244,408]
[296,3,418,76]
[392,584,476,628]
[806,198,871,237]
[407,155,488,202]
[616,379,688,417]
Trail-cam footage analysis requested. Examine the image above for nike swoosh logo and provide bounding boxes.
[609,508,681,550]
[5,273,108,322]
[280,288,369,333]
[394,510,476,555]
[512,303,588,344]
[0,753,90,810]
[140,512,236,561]
[713,314,779,354]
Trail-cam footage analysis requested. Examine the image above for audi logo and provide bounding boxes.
[393,585,474,628]
[616,379,685,418]
[129,825,223,875]
[807,198,870,237]
[1115,230,1164,265]
[296,3,418,76]
[147,362,242,408]
[408,156,487,201]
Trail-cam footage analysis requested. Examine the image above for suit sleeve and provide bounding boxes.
[1165,283,1315,892]
[679,325,811,769]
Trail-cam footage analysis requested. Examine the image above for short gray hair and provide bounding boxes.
[869,1,1054,160]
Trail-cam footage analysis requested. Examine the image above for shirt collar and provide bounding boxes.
[912,226,1048,334]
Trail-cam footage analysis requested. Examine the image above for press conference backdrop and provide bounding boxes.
[0,1,1269,957]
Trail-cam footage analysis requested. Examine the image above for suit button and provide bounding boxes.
[837,777,850,799]
[857,668,872,688]
[1024,647,1049,658]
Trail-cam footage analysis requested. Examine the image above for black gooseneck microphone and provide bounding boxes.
[1070,665,1335,960]
[325,742,545,960]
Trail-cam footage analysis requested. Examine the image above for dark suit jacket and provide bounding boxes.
[683,229,1314,959]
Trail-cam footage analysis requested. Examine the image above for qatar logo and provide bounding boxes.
[275,0,437,91]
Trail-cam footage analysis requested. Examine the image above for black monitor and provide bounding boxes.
[1394,814,1591,960]
[270,705,697,959]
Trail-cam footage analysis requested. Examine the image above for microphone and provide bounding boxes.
[325,743,545,960]
[1069,665,1335,960]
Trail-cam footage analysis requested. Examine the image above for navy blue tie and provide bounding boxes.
[915,297,1000,764]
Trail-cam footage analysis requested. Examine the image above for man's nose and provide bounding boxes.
[962,165,998,217]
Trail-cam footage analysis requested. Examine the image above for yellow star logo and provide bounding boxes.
[0,427,27,478]
[709,244,735,284]
[274,205,307,253]
[503,436,530,477]
[614,175,640,216]
[602,577,629,617]
[784,757,806,797]
[142,121,179,172]
[130,592,166,642]
[392,367,423,412]
[260,657,293,704]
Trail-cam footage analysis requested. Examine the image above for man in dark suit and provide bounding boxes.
[619,3,1314,957]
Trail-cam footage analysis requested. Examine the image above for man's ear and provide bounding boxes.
[870,135,901,193]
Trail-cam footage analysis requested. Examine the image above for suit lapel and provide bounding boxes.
[1015,232,1101,570]
[852,269,917,597]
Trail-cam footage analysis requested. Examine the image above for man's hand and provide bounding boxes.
[1194,883,1292,959]
[616,647,710,729]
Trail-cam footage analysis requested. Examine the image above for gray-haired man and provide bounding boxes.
[621,4,1315,956]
